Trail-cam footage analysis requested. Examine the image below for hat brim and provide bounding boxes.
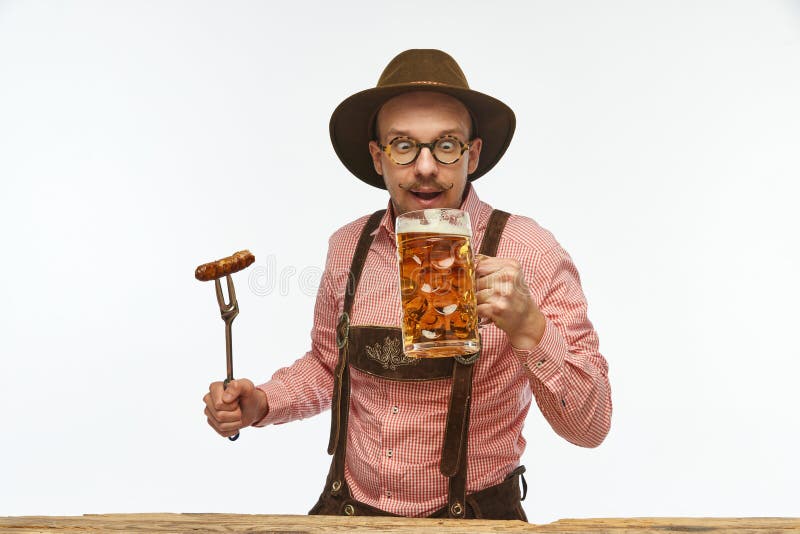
[330,83,516,189]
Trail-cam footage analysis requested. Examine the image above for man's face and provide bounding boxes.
[368,92,482,217]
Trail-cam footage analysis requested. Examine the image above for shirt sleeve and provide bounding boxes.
[252,248,340,427]
[513,244,612,448]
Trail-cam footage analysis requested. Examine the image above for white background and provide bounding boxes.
[1,0,798,524]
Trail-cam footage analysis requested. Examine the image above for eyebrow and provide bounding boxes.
[384,128,465,140]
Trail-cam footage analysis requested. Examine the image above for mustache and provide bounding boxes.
[398,179,455,192]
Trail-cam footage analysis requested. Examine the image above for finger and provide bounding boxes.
[205,406,223,431]
[208,381,225,405]
[220,427,241,439]
[215,417,244,434]
[476,257,523,277]
[205,407,243,435]
[478,295,515,320]
[205,406,224,434]
[221,380,240,404]
[477,303,496,323]
[476,269,516,293]
[210,384,239,413]
[218,420,244,433]
[478,268,530,299]
[476,261,519,286]
[475,256,504,276]
[207,416,243,438]
[476,287,495,305]
[476,272,495,291]
[205,404,242,425]
[204,386,234,413]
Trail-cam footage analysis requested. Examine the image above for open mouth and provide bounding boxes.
[411,191,443,201]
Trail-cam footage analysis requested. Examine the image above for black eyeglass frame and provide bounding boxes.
[378,135,472,166]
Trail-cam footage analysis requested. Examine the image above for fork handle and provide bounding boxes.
[223,378,240,442]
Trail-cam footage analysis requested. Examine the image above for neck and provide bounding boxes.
[461,182,472,205]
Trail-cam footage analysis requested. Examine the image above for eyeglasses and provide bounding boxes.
[378,136,471,166]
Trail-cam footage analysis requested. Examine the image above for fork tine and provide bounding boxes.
[214,278,225,309]
[226,274,237,305]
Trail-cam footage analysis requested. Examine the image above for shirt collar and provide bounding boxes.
[373,183,494,239]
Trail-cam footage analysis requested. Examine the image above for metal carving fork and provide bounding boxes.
[215,274,240,441]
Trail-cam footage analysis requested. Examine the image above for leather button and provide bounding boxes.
[343,504,355,516]
[450,501,464,517]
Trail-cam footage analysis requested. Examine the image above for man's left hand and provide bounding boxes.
[475,255,546,350]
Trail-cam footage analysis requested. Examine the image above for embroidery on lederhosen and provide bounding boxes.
[364,336,419,370]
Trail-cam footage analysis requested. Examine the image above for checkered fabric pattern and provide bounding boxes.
[256,185,611,516]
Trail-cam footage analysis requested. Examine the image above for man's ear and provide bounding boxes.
[368,141,383,176]
[466,137,482,175]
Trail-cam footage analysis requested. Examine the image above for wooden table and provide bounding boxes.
[1,514,798,533]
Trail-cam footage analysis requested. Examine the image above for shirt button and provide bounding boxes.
[536,359,545,368]
[386,491,392,498]
[392,406,399,414]
[387,449,393,458]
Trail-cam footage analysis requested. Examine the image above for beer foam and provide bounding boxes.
[396,210,472,236]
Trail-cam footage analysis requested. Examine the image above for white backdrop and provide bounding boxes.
[1,0,798,524]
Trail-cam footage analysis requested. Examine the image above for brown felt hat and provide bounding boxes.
[330,49,516,189]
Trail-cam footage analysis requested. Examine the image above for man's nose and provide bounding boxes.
[414,146,438,177]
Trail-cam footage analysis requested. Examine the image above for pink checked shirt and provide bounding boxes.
[256,185,612,517]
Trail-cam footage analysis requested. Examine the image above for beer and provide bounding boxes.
[396,209,479,358]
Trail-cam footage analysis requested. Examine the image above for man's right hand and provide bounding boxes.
[203,378,269,438]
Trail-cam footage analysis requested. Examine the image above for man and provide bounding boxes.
[203,49,612,520]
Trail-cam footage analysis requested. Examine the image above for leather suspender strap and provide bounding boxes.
[343,210,388,320]
[327,210,386,456]
[443,361,473,518]
[479,210,511,258]
[441,209,511,518]
[440,210,511,475]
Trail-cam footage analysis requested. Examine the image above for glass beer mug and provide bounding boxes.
[396,209,479,358]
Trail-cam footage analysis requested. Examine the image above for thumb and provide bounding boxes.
[222,378,253,403]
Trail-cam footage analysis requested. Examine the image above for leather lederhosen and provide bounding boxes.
[309,209,528,520]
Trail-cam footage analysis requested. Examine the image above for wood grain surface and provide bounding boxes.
[1,514,798,533]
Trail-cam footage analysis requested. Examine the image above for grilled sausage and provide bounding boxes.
[195,250,255,281]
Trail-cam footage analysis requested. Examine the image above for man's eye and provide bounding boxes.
[393,140,415,153]
[437,139,457,152]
